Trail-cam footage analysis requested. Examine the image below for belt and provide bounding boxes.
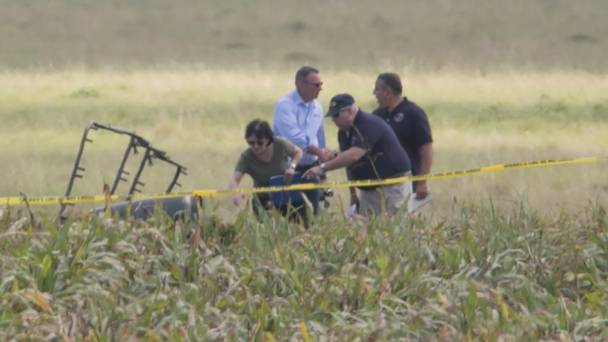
[358,171,412,191]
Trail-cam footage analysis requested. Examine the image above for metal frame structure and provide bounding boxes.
[59,122,188,218]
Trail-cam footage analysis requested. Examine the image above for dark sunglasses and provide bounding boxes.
[246,139,267,147]
[305,81,323,88]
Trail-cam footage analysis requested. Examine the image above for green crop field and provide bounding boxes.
[1,0,607,340]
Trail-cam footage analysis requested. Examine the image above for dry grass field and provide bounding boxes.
[0,68,606,219]
[1,0,607,71]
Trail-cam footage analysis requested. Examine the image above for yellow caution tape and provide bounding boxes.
[1,156,604,207]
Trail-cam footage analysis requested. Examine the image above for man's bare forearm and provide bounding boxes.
[418,143,433,176]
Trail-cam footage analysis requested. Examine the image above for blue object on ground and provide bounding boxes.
[91,196,199,221]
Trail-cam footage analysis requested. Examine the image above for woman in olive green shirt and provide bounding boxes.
[228,119,303,215]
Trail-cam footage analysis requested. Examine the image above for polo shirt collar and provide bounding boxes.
[389,97,409,115]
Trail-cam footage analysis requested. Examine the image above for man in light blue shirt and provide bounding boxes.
[272,66,329,215]
[273,66,327,165]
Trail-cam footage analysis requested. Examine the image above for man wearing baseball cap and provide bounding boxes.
[303,93,412,216]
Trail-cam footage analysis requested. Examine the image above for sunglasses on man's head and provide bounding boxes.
[246,139,267,147]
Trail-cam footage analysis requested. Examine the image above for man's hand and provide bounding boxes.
[303,165,323,179]
[307,145,323,156]
[415,181,429,200]
[308,146,337,161]
[319,148,338,162]
[284,167,295,184]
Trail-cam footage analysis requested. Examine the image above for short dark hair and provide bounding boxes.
[377,72,403,95]
[295,66,319,84]
[244,119,274,144]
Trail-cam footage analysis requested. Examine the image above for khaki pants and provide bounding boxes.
[358,182,411,217]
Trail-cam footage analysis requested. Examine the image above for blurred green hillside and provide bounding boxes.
[1,0,607,71]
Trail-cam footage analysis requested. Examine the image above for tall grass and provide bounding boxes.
[1,201,607,339]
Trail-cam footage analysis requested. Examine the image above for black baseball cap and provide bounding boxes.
[326,93,355,117]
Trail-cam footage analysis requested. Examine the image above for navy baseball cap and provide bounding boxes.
[326,93,355,117]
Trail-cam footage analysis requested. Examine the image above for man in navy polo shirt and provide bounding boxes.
[373,73,433,201]
[303,94,412,216]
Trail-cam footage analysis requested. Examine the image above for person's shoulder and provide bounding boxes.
[355,110,386,131]
[371,107,385,116]
[240,148,253,160]
[279,89,296,99]
[236,149,254,169]
[399,98,427,116]
[359,110,383,124]
[274,91,297,108]
[274,137,297,154]
[275,97,292,107]
[274,136,291,147]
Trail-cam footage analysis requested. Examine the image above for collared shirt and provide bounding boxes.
[272,90,326,166]
[373,97,432,175]
[338,110,411,187]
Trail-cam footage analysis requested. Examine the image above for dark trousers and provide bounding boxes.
[252,194,310,228]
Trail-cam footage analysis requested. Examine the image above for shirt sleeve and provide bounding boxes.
[351,121,381,151]
[276,137,296,156]
[272,101,309,149]
[234,152,249,174]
